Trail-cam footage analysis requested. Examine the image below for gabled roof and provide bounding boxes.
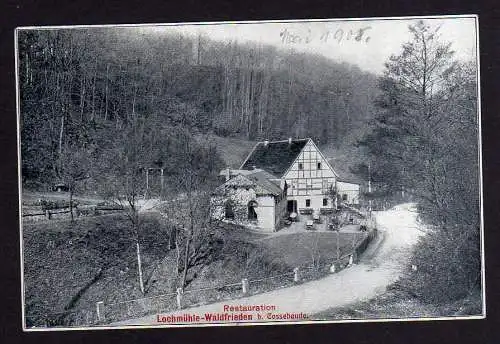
[240,139,309,177]
[213,170,282,197]
[245,170,281,196]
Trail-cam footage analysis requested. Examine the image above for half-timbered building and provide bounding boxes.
[240,138,340,214]
[212,138,360,231]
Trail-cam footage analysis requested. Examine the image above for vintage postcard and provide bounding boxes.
[16,15,483,331]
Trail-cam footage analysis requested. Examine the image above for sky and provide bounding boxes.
[142,16,478,75]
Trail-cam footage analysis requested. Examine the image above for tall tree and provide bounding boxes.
[57,144,91,221]
[359,20,480,306]
[361,20,457,195]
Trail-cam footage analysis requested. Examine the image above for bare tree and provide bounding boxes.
[57,144,91,221]
[158,131,222,290]
[94,118,151,294]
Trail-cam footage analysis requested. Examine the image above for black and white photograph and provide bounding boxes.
[16,16,483,330]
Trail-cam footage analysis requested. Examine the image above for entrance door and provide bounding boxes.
[248,201,258,220]
[287,200,297,213]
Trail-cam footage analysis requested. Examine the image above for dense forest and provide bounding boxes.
[18,27,378,189]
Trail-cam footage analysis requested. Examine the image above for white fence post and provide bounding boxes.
[96,301,105,322]
[176,288,183,309]
[293,267,300,282]
[242,278,249,295]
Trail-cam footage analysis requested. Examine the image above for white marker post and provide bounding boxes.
[242,278,249,295]
[176,288,183,309]
[96,301,105,322]
[293,267,300,282]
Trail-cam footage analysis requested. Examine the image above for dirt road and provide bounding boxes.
[113,204,424,326]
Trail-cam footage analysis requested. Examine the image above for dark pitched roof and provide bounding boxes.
[245,170,281,196]
[213,170,282,197]
[240,139,309,177]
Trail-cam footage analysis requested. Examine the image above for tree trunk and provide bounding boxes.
[136,240,145,294]
[91,59,97,121]
[175,232,181,275]
[69,185,74,222]
[181,231,192,289]
[105,64,109,120]
[80,75,85,121]
[58,115,64,176]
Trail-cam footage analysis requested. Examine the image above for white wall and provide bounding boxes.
[284,140,336,211]
[337,181,360,205]
[287,194,333,211]
[211,187,278,232]
[254,195,276,231]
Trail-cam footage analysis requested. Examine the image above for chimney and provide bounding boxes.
[225,168,230,181]
[288,137,292,144]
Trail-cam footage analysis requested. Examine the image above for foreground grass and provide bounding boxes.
[23,212,366,327]
[23,214,167,327]
[260,231,364,268]
[22,215,290,327]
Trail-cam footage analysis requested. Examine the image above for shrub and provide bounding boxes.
[400,225,481,305]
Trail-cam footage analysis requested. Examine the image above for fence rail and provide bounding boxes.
[22,204,124,222]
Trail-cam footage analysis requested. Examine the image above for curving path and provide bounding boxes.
[112,203,424,326]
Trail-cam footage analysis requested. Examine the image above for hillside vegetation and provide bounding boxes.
[18,27,378,189]
[23,214,362,326]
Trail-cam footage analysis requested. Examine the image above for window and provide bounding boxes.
[317,162,322,170]
[305,199,311,207]
[342,194,348,201]
[298,163,303,170]
[323,198,328,206]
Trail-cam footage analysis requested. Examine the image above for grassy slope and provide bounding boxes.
[313,287,483,320]
[261,232,363,268]
[23,214,164,326]
[23,215,289,326]
[23,211,364,326]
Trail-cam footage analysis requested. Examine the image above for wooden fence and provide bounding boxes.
[25,228,377,328]
[22,204,124,222]
[95,228,378,325]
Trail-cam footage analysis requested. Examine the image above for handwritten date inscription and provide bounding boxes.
[280,27,371,45]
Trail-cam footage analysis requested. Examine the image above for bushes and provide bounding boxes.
[400,224,481,305]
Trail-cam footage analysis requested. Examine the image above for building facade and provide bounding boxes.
[280,139,338,214]
[211,170,287,232]
[213,138,361,231]
[337,180,360,206]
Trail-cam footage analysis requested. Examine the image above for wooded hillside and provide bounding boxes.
[18,27,378,188]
